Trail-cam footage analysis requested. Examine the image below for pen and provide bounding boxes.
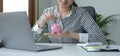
[100,49,119,52]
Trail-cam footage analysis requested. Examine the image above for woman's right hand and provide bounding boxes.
[38,11,56,29]
[44,11,56,20]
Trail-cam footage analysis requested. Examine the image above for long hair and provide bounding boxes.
[72,1,78,7]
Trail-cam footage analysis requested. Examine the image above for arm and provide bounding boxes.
[32,9,47,41]
[32,8,56,41]
[80,10,106,43]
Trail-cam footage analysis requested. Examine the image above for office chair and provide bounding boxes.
[81,6,96,21]
[81,6,96,33]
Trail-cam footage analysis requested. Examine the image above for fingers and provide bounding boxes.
[44,11,56,20]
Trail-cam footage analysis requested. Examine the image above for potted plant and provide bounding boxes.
[95,13,120,45]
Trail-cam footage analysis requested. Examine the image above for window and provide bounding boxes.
[1,0,38,27]
[3,0,28,14]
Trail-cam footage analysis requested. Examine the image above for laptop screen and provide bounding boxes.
[0,11,37,51]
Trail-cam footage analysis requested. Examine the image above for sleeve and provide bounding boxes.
[79,33,88,42]
[80,10,106,43]
[32,9,47,41]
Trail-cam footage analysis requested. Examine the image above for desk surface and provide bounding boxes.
[0,43,120,56]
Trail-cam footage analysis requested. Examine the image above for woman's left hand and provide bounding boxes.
[44,30,79,40]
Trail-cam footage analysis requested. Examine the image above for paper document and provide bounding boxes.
[77,42,103,47]
[81,45,120,52]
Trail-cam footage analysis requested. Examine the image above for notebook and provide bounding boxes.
[0,11,62,52]
[77,42,120,52]
[82,45,120,52]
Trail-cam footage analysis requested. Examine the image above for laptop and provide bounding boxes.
[0,11,62,52]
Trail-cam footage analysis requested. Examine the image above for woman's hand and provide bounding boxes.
[44,30,79,40]
[44,11,56,20]
[39,11,56,29]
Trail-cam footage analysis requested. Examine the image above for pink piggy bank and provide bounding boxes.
[51,24,62,34]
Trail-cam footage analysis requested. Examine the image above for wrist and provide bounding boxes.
[70,32,79,40]
[39,18,47,29]
[74,33,79,40]
[44,18,47,22]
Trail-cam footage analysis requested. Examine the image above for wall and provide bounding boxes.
[51,0,57,6]
[76,0,120,16]
[38,0,51,17]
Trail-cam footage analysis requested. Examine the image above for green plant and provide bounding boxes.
[96,13,120,44]
[36,28,49,43]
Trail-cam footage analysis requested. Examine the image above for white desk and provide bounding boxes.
[0,43,120,56]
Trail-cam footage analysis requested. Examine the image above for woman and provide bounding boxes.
[32,0,106,43]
